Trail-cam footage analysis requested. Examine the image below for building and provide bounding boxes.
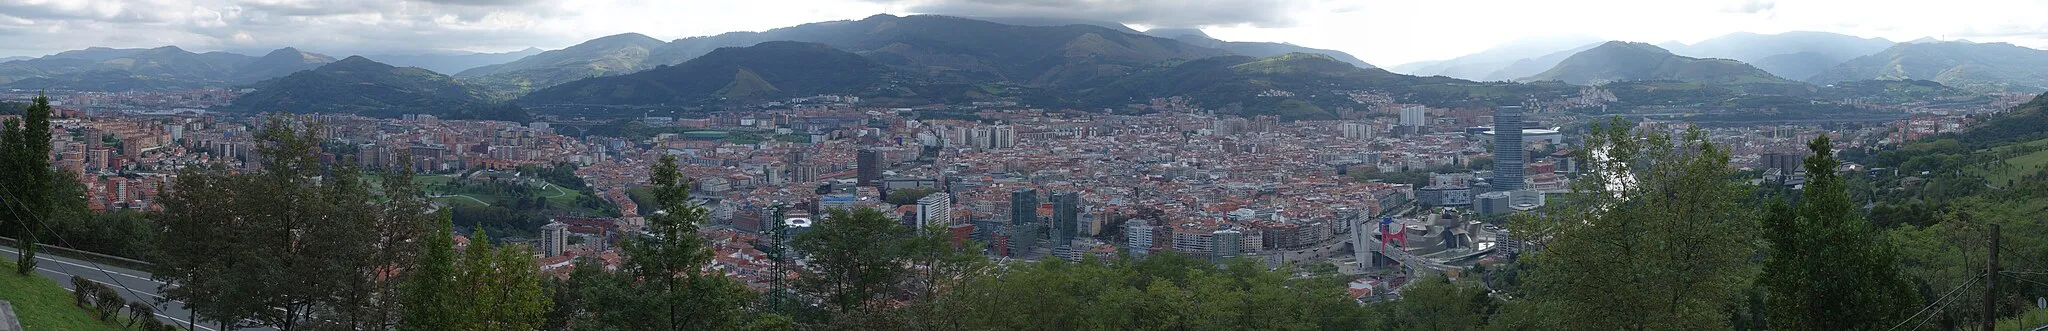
[856,149,881,187]
[1050,191,1080,245]
[1340,122,1375,140]
[915,193,953,232]
[1124,219,1156,255]
[1398,105,1426,127]
[1008,188,1040,256]
[1211,229,1243,260]
[1492,106,1526,191]
[540,221,569,257]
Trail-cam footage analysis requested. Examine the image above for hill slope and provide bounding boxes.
[1524,41,1803,91]
[1809,42,2048,93]
[1087,53,1573,120]
[455,33,667,92]
[1663,31,1893,81]
[0,46,335,91]
[1392,36,1604,81]
[366,48,544,75]
[233,56,490,117]
[469,15,1227,94]
[1141,28,1375,68]
[518,42,890,105]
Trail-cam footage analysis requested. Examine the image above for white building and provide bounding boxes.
[539,221,569,257]
[1398,105,1427,127]
[915,193,953,231]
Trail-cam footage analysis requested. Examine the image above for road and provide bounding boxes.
[0,245,273,331]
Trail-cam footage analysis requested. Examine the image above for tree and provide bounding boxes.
[1761,136,1920,329]
[398,211,459,331]
[451,228,552,331]
[1,93,53,275]
[127,301,155,329]
[1373,276,1493,331]
[1507,118,1760,330]
[155,116,431,331]
[569,155,754,330]
[791,208,911,325]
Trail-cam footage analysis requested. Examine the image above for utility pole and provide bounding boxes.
[1985,223,1999,331]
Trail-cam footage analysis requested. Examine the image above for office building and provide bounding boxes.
[1339,122,1374,140]
[856,149,881,187]
[1050,191,1080,245]
[1398,105,1426,127]
[1125,219,1156,255]
[1492,106,1526,191]
[1009,189,1039,256]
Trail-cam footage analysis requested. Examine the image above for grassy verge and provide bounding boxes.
[0,259,128,331]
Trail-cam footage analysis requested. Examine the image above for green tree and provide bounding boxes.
[1372,276,1492,331]
[155,116,430,331]
[570,155,754,330]
[452,229,552,331]
[398,211,459,331]
[1760,136,1917,329]
[1508,118,1760,330]
[1,93,53,275]
[793,208,911,322]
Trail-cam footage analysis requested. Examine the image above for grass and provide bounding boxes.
[1971,137,2048,188]
[1999,307,2048,331]
[0,259,128,331]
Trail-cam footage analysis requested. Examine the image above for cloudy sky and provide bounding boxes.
[2,0,2045,66]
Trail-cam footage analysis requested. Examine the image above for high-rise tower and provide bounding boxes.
[1493,106,1526,191]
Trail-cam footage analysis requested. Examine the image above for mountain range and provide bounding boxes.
[517,42,892,105]
[230,56,488,117]
[1523,42,1799,89]
[1809,41,2048,93]
[457,14,1376,95]
[1390,36,1605,81]
[1657,32,1895,82]
[365,48,546,75]
[0,46,333,91]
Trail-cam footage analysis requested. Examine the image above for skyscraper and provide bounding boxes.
[1050,191,1080,245]
[856,149,881,187]
[1493,105,1526,191]
[1009,188,1039,256]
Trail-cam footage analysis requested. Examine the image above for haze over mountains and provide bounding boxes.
[7,13,2047,120]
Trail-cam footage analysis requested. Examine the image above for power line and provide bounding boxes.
[1889,274,1981,331]
[0,175,161,314]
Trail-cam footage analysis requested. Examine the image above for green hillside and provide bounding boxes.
[1809,41,2048,93]
[1082,53,1575,120]
[454,33,668,94]
[517,42,890,105]
[1525,41,1808,94]
[232,56,494,118]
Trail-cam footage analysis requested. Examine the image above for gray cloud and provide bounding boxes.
[0,0,575,58]
[419,0,546,6]
[865,0,1317,28]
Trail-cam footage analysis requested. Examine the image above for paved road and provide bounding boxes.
[0,246,272,331]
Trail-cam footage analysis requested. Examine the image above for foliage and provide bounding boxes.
[155,116,433,330]
[884,187,941,206]
[230,56,495,117]
[930,253,1371,330]
[0,94,53,275]
[518,42,891,106]
[1506,118,1760,329]
[1760,136,1918,329]
[563,155,757,330]
[792,208,912,319]
[1368,276,1496,331]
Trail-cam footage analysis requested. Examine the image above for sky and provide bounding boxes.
[1,0,2045,66]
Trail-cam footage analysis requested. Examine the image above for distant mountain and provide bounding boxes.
[232,56,490,117]
[518,41,890,105]
[1086,53,1571,120]
[1809,42,2048,93]
[963,16,1142,34]
[0,56,26,63]
[470,15,1230,94]
[1661,31,1893,82]
[1138,28,1375,68]
[0,46,339,91]
[229,47,336,83]
[1524,41,1803,92]
[1389,36,1604,81]
[455,33,667,92]
[367,48,545,75]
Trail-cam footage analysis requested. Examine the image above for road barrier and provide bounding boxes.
[0,236,156,273]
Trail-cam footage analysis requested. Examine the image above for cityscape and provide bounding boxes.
[2,1,2048,330]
